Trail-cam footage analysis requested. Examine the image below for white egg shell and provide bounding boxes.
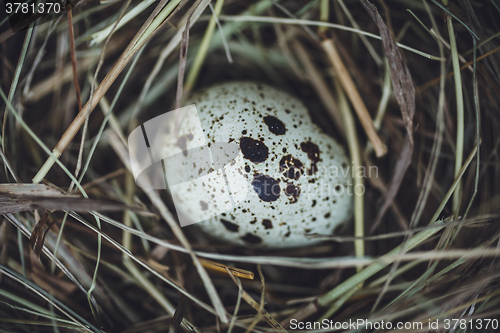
[165,81,353,248]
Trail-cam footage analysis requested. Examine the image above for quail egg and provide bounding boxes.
[161,81,353,248]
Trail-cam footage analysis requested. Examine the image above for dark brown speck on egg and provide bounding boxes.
[220,219,239,232]
[301,141,321,175]
[262,219,273,229]
[263,115,287,135]
[176,133,194,157]
[251,173,280,202]
[280,154,304,180]
[240,137,269,163]
[285,183,301,203]
[241,233,262,244]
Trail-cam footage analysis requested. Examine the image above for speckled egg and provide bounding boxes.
[161,81,353,248]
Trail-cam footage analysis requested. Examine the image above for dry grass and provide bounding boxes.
[1,0,500,332]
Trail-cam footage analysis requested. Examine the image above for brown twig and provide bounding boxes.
[418,44,500,92]
[226,267,287,332]
[292,40,345,137]
[321,37,387,157]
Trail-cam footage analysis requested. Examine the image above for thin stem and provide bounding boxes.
[318,0,329,34]
[185,0,225,92]
[447,15,464,216]
[334,79,364,271]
